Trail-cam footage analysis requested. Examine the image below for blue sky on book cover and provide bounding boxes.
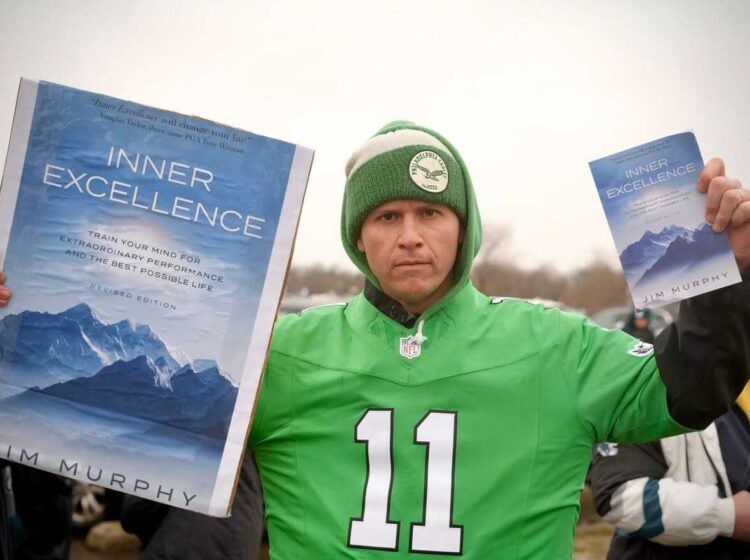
[0,80,310,514]
[589,132,740,308]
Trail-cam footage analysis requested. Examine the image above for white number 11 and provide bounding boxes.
[348,409,463,555]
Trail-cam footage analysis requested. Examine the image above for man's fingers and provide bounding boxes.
[713,188,747,231]
[713,187,750,232]
[729,190,750,227]
[698,157,726,193]
[705,176,741,224]
[0,272,9,307]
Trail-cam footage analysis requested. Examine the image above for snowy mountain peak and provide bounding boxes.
[0,305,182,390]
[635,222,730,287]
[35,354,239,441]
[115,318,135,331]
[657,225,685,236]
[60,303,99,323]
[620,224,695,282]
[190,359,236,387]
[147,356,173,389]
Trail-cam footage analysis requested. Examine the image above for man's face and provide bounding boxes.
[357,200,462,314]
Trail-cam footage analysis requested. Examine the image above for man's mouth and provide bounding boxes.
[394,259,429,267]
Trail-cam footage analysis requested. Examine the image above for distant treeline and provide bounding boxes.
[286,225,630,316]
[286,259,628,316]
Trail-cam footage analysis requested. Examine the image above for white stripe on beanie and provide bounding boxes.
[345,129,452,179]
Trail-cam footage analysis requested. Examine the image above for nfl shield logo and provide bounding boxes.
[400,336,421,359]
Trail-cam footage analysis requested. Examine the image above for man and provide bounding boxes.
[2,121,750,558]
[589,382,750,559]
[247,121,750,558]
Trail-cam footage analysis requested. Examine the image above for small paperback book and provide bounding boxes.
[589,132,741,308]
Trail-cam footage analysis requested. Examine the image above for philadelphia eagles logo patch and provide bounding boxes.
[409,151,448,193]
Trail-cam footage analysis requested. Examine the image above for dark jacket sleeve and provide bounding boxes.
[128,450,265,560]
[589,441,667,517]
[656,273,750,429]
[9,464,72,558]
[120,495,170,546]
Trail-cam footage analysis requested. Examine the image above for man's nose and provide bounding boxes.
[397,216,424,249]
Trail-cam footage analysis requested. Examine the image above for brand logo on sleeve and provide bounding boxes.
[596,442,619,457]
[628,341,654,357]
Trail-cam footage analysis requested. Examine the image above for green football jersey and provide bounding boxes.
[249,283,685,559]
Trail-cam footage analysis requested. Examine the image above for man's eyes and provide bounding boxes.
[375,208,441,221]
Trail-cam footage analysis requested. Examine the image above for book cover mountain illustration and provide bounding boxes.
[0,79,312,515]
[589,132,740,308]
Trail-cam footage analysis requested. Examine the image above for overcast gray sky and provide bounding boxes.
[2,0,749,273]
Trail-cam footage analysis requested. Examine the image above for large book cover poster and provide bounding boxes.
[0,80,312,515]
[589,132,740,308]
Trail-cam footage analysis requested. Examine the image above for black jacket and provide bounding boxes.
[121,451,264,560]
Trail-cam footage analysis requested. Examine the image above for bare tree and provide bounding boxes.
[561,259,629,315]
[472,224,512,294]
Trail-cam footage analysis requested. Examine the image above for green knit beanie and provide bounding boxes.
[342,121,468,247]
[340,121,482,305]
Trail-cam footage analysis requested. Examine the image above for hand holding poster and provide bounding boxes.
[0,79,313,516]
[589,132,741,308]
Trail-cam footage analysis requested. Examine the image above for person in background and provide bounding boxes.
[623,309,655,344]
[589,382,750,559]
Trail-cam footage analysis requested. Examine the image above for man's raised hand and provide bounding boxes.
[698,158,750,272]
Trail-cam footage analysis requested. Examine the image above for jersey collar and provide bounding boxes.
[363,280,419,328]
